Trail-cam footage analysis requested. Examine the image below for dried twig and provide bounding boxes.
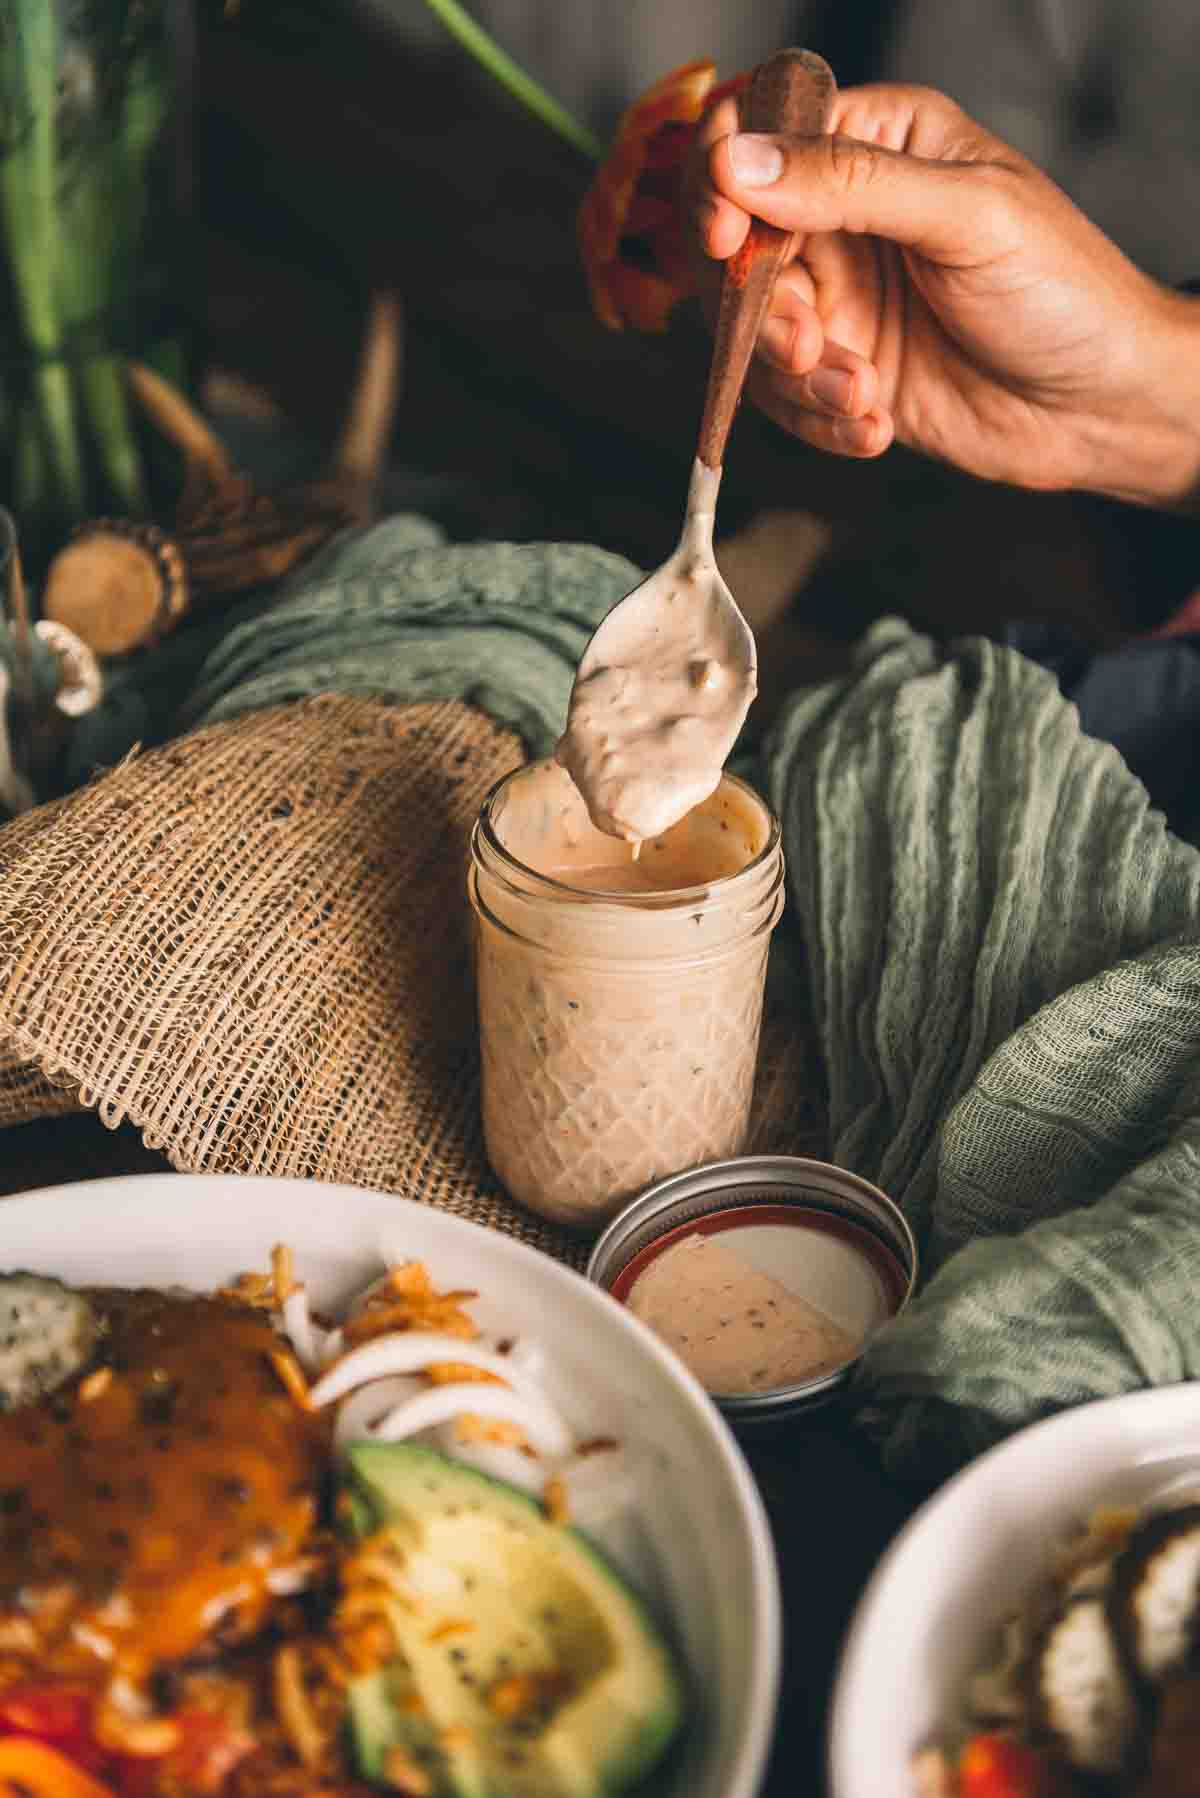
[39,291,405,660]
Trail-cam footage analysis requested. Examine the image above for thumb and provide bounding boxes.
[712,130,1015,266]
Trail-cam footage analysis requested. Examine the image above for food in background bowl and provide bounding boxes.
[912,1495,1200,1795]
[829,1387,1200,1798]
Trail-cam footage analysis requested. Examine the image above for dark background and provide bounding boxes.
[183,0,1200,684]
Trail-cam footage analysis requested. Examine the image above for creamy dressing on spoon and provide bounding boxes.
[555,460,757,845]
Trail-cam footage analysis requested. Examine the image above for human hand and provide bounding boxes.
[688,83,1200,509]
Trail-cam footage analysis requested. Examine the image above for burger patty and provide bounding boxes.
[0,1287,328,1691]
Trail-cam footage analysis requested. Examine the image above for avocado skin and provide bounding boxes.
[341,1440,686,1797]
[349,1668,470,1795]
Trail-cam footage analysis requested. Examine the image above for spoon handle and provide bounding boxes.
[696,48,837,471]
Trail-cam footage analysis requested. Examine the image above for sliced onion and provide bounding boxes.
[432,1431,545,1494]
[368,1382,572,1458]
[199,1584,253,1630]
[309,1333,560,1414]
[281,1287,323,1373]
[334,1375,425,1448]
[266,1564,317,1596]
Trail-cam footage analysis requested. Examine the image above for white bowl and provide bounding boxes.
[0,1172,780,1798]
[829,1384,1200,1798]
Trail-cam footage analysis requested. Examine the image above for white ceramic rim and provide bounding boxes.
[827,1381,1200,1798]
[0,1171,783,1798]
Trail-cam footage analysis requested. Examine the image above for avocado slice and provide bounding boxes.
[341,1440,686,1798]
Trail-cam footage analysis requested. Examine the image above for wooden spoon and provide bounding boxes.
[556,49,837,844]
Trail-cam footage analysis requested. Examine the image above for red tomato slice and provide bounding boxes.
[0,1684,252,1796]
[958,1732,1065,1798]
[0,1684,108,1771]
[0,1734,118,1797]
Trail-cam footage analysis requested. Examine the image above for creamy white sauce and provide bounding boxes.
[555,459,757,844]
[492,758,761,893]
[625,1231,861,1394]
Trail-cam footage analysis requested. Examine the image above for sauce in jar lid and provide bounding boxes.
[587,1157,917,1425]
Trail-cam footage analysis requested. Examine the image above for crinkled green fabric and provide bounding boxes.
[62,521,1200,1484]
[184,517,639,754]
[62,516,639,787]
[763,619,1200,1483]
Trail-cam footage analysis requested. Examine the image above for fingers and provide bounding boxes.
[804,410,894,458]
[758,301,880,421]
[682,81,934,464]
[688,95,750,263]
[749,359,896,459]
[708,126,1016,267]
[794,351,881,425]
[756,277,823,373]
[688,84,1012,263]
[693,209,883,434]
[827,82,999,160]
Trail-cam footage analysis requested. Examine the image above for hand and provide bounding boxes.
[688,83,1200,510]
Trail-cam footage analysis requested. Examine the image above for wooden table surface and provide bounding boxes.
[0,1109,927,1796]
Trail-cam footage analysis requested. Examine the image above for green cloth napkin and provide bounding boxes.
[58,521,1200,1482]
[764,619,1200,1481]
[183,517,638,753]
[62,516,638,787]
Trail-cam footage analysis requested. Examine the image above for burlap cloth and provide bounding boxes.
[0,693,822,1269]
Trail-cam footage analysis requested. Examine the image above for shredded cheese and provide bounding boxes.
[268,1346,313,1411]
[272,1642,325,1771]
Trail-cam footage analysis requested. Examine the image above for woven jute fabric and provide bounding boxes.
[0,694,821,1269]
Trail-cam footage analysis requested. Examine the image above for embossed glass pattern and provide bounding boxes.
[469,767,785,1228]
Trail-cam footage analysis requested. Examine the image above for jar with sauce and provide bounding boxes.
[468,759,785,1229]
[587,1156,918,1425]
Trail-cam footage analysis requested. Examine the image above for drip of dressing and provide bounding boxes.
[555,460,757,845]
[625,1232,860,1394]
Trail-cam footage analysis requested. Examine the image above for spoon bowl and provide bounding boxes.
[557,458,755,843]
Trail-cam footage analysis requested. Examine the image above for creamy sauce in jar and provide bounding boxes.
[624,1231,860,1394]
[555,460,757,844]
[499,757,759,893]
[469,760,784,1228]
[546,860,700,894]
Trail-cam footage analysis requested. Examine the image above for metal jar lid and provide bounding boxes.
[586,1155,917,1426]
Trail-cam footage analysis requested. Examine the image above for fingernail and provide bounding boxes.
[807,368,853,412]
[835,417,877,454]
[759,317,794,362]
[730,134,784,187]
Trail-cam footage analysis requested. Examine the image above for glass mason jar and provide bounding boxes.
[468,759,786,1230]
